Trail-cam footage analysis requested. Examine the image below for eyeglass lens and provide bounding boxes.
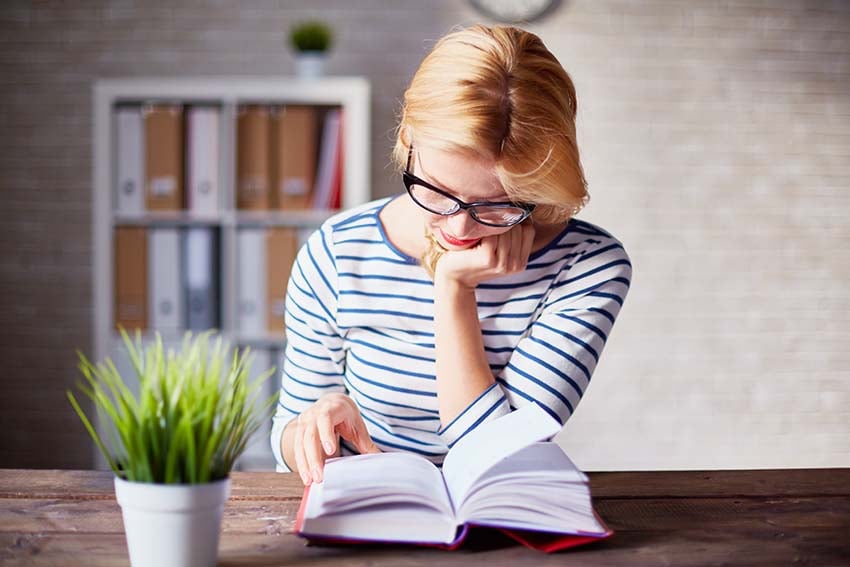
[407,183,529,226]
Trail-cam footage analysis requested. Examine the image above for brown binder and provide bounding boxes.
[271,106,317,210]
[236,105,271,210]
[144,104,184,210]
[266,228,300,334]
[114,227,148,331]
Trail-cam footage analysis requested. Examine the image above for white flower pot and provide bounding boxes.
[114,476,231,567]
[295,51,327,78]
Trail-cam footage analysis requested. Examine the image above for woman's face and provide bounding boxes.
[411,146,514,251]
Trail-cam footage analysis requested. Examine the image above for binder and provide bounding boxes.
[184,227,219,331]
[236,105,271,210]
[148,228,184,333]
[144,104,184,211]
[312,109,342,209]
[114,227,148,331]
[266,228,300,335]
[187,106,220,215]
[271,106,317,210]
[237,347,276,469]
[236,229,267,337]
[115,106,144,215]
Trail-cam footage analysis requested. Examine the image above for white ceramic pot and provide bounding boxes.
[295,51,327,78]
[114,476,231,567]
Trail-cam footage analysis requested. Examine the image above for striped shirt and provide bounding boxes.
[270,196,632,471]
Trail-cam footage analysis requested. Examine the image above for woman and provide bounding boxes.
[271,24,631,485]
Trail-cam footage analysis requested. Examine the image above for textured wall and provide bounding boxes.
[549,1,850,470]
[0,1,847,470]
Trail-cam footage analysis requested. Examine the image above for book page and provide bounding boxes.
[460,485,608,536]
[455,442,607,535]
[319,452,453,517]
[441,403,562,507]
[467,442,587,491]
[303,478,459,545]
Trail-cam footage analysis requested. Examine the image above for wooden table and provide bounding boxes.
[1,468,848,566]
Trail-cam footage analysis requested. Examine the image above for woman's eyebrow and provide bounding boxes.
[419,168,454,194]
[413,150,461,195]
[417,161,505,202]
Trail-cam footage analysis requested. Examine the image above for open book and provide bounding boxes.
[295,403,612,552]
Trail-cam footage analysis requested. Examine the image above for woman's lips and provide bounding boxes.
[439,229,481,248]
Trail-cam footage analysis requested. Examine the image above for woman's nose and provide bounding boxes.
[445,209,478,237]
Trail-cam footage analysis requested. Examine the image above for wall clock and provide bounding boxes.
[469,0,559,24]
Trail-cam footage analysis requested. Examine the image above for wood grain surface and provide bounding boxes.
[1,468,848,566]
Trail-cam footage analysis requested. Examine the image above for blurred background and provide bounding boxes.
[1,0,848,471]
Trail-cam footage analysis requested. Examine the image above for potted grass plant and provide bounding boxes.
[68,330,276,567]
[289,20,334,78]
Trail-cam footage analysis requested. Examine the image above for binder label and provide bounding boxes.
[282,178,308,196]
[150,176,176,196]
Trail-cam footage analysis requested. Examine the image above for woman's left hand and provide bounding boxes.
[434,221,535,290]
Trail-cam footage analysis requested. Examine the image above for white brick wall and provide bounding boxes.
[532,1,850,470]
[0,0,847,470]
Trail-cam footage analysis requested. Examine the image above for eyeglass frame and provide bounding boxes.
[402,145,535,228]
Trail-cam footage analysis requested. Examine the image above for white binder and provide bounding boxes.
[148,228,184,334]
[115,107,144,215]
[236,347,276,470]
[184,228,219,331]
[237,229,267,338]
[187,106,220,215]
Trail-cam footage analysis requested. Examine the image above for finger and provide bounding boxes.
[519,222,535,270]
[317,410,337,456]
[349,417,380,454]
[292,420,310,485]
[495,230,514,272]
[477,235,498,269]
[302,424,326,484]
[509,224,524,271]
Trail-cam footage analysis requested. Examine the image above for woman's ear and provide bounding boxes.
[398,123,411,147]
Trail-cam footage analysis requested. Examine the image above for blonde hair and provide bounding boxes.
[421,229,448,279]
[393,24,589,227]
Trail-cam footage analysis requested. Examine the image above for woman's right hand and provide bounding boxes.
[434,220,535,290]
[286,392,380,485]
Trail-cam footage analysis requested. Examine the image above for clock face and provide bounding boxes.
[469,0,558,23]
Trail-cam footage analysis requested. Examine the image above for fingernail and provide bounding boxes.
[312,468,322,483]
[323,441,334,455]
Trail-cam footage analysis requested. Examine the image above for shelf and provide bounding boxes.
[233,334,287,349]
[113,211,223,227]
[112,209,341,229]
[233,209,339,228]
[93,76,371,471]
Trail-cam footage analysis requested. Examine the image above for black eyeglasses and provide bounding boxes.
[402,145,535,228]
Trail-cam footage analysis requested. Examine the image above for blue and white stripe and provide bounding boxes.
[271,197,631,471]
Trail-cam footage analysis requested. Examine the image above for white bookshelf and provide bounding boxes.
[91,77,371,470]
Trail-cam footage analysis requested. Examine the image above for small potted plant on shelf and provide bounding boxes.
[289,20,334,78]
[68,330,276,567]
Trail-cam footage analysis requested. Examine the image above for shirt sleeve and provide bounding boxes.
[270,226,347,472]
[438,238,632,447]
[436,383,512,448]
[498,240,632,424]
